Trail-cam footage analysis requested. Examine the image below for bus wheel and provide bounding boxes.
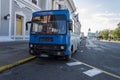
[65,46,73,61]
[64,54,71,61]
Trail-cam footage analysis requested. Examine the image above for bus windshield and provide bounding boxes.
[31,15,66,34]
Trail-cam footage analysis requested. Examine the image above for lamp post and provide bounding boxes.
[4,14,10,20]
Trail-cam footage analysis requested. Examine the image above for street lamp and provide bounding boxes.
[4,14,10,20]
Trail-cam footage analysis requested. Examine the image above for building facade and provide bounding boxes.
[0,0,81,42]
[87,31,99,39]
[0,0,52,41]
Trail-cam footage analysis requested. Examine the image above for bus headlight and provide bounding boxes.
[30,44,33,48]
[61,46,65,50]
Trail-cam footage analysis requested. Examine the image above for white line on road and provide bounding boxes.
[83,68,102,77]
[80,50,84,53]
[72,58,120,79]
[66,62,82,66]
[87,47,91,50]
[86,40,97,47]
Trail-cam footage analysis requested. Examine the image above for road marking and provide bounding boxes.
[66,62,82,66]
[0,56,36,73]
[80,50,83,52]
[87,47,91,50]
[86,40,97,47]
[83,68,102,77]
[72,58,120,79]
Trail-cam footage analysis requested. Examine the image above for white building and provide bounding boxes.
[0,0,52,42]
[88,31,99,39]
[0,0,81,42]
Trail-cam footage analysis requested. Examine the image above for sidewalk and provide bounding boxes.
[0,41,32,67]
[100,40,120,43]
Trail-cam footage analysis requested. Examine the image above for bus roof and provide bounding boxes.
[32,9,70,20]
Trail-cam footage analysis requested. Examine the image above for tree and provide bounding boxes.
[98,22,120,41]
[99,29,110,40]
[112,30,117,39]
[115,26,120,40]
[111,22,120,40]
[118,22,120,27]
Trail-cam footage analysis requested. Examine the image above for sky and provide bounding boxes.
[73,0,120,36]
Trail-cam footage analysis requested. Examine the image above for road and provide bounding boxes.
[0,39,120,80]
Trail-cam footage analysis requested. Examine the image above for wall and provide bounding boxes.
[46,0,52,10]
[0,0,56,41]
[38,0,52,10]
[38,0,46,10]
[0,0,10,36]
[0,0,1,30]
[11,1,33,37]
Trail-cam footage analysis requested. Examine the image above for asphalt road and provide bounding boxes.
[0,39,120,80]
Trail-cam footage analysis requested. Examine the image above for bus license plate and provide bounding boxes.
[40,54,49,57]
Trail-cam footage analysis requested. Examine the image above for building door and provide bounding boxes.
[16,15,23,36]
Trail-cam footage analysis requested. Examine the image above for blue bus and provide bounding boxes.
[26,9,80,60]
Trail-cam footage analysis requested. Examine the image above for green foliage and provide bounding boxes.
[118,22,120,27]
[99,29,110,40]
[97,35,102,39]
[112,23,120,40]
[98,22,120,41]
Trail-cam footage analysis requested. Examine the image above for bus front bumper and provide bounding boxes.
[29,44,66,57]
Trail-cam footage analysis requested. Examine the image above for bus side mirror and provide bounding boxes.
[26,21,32,27]
[69,20,73,30]
[26,21,32,30]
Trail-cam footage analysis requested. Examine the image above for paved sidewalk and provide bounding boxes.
[0,41,31,66]
[100,40,120,43]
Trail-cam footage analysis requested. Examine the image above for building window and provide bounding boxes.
[58,4,62,9]
[32,0,37,5]
[28,0,38,5]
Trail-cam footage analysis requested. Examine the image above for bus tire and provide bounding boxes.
[64,54,71,61]
[64,45,73,61]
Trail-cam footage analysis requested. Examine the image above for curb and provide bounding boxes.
[100,40,120,43]
[0,56,36,73]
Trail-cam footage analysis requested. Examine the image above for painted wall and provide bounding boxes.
[38,0,46,10]
[11,1,33,37]
[38,0,52,10]
[46,0,52,10]
[0,0,10,36]
[0,0,1,30]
